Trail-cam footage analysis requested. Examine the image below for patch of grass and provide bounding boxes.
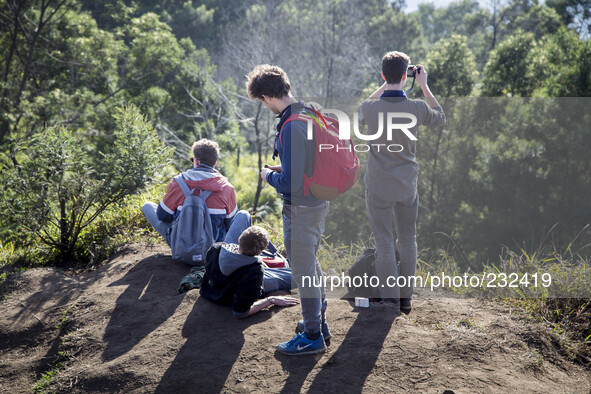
[0,239,50,269]
[58,307,73,331]
[421,244,591,367]
[32,367,61,393]
[0,240,16,265]
[224,152,282,217]
[317,236,591,367]
[255,215,285,255]
[318,241,359,274]
[1,184,167,272]
[0,240,33,299]
[73,186,167,268]
[457,318,477,328]
[476,249,591,365]
[31,334,77,393]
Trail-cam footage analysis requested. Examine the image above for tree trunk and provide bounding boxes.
[323,2,337,107]
[251,102,263,217]
[491,0,499,49]
[59,197,72,262]
[1,0,69,146]
[2,1,24,83]
[429,125,444,211]
[0,1,25,146]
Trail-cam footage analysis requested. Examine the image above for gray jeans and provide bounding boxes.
[283,201,330,337]
[144,202,292,293]
[142,202,172,245]
[365,191,418,300]
[142,202,253,245]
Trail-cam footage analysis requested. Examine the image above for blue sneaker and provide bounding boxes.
[277,332,326,356]
[295,320,332,345]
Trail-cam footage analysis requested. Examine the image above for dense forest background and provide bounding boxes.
[1,0,590,269]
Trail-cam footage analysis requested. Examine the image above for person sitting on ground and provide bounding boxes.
[142,138,252,254]
[200,226,299,319]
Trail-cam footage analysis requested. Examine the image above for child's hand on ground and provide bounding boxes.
[268,296,300,307]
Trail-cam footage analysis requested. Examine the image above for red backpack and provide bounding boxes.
[280,106,360,201]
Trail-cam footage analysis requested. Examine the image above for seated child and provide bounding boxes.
[200,226,298,318]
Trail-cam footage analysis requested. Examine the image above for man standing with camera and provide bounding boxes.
[360,51,445,313]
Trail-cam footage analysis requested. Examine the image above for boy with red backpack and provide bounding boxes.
[246,65,331,355]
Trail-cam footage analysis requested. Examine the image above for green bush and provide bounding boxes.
[73,185,168,266]
[0,105,171,264]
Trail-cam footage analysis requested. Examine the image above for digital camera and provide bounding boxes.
[407,65,420,78]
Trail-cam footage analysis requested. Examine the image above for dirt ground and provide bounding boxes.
[1,243,590,393]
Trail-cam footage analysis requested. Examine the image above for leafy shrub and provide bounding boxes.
[73,185,168,266]
[0,105,171,264]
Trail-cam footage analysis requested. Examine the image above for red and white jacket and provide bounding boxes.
[157,164,238,242]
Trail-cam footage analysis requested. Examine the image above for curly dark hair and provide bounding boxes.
[382,51,410,84]
[192,139,219,167]
[245,65,291,100]
[239,226,270,257]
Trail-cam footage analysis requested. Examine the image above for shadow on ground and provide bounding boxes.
[154,297,284,393]
[102,254,190,362]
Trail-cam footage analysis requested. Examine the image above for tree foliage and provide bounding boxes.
[0,105,171,261]
[529,27,591,97]
[426,35,478,97]
[498,0,563,40]
[546,0,591,37]
[0,2,238,172]
[1,0,590,266]
[481,30,536,96]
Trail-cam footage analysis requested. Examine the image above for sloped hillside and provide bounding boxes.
[1,244,589,393]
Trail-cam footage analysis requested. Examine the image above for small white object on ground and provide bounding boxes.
[355,297,369,308]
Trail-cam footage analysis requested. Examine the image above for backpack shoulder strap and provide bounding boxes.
[279,106,331,146]
[174,175,192,198]
[200,189,213,202]
[176,174,214,202]
[279,113,311,132]
[279,113,314,150]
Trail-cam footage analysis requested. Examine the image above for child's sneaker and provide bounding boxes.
[277,332,326,356]
[295,320,332,346]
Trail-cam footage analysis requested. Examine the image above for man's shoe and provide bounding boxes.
[400,297,412,314]
[295,320,332,346]
[277,332,326,356]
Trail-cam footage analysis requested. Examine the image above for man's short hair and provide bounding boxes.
[382,51,410,84]
[192,139,219,167]
[245,65,291,100]
[239,226,270,257]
